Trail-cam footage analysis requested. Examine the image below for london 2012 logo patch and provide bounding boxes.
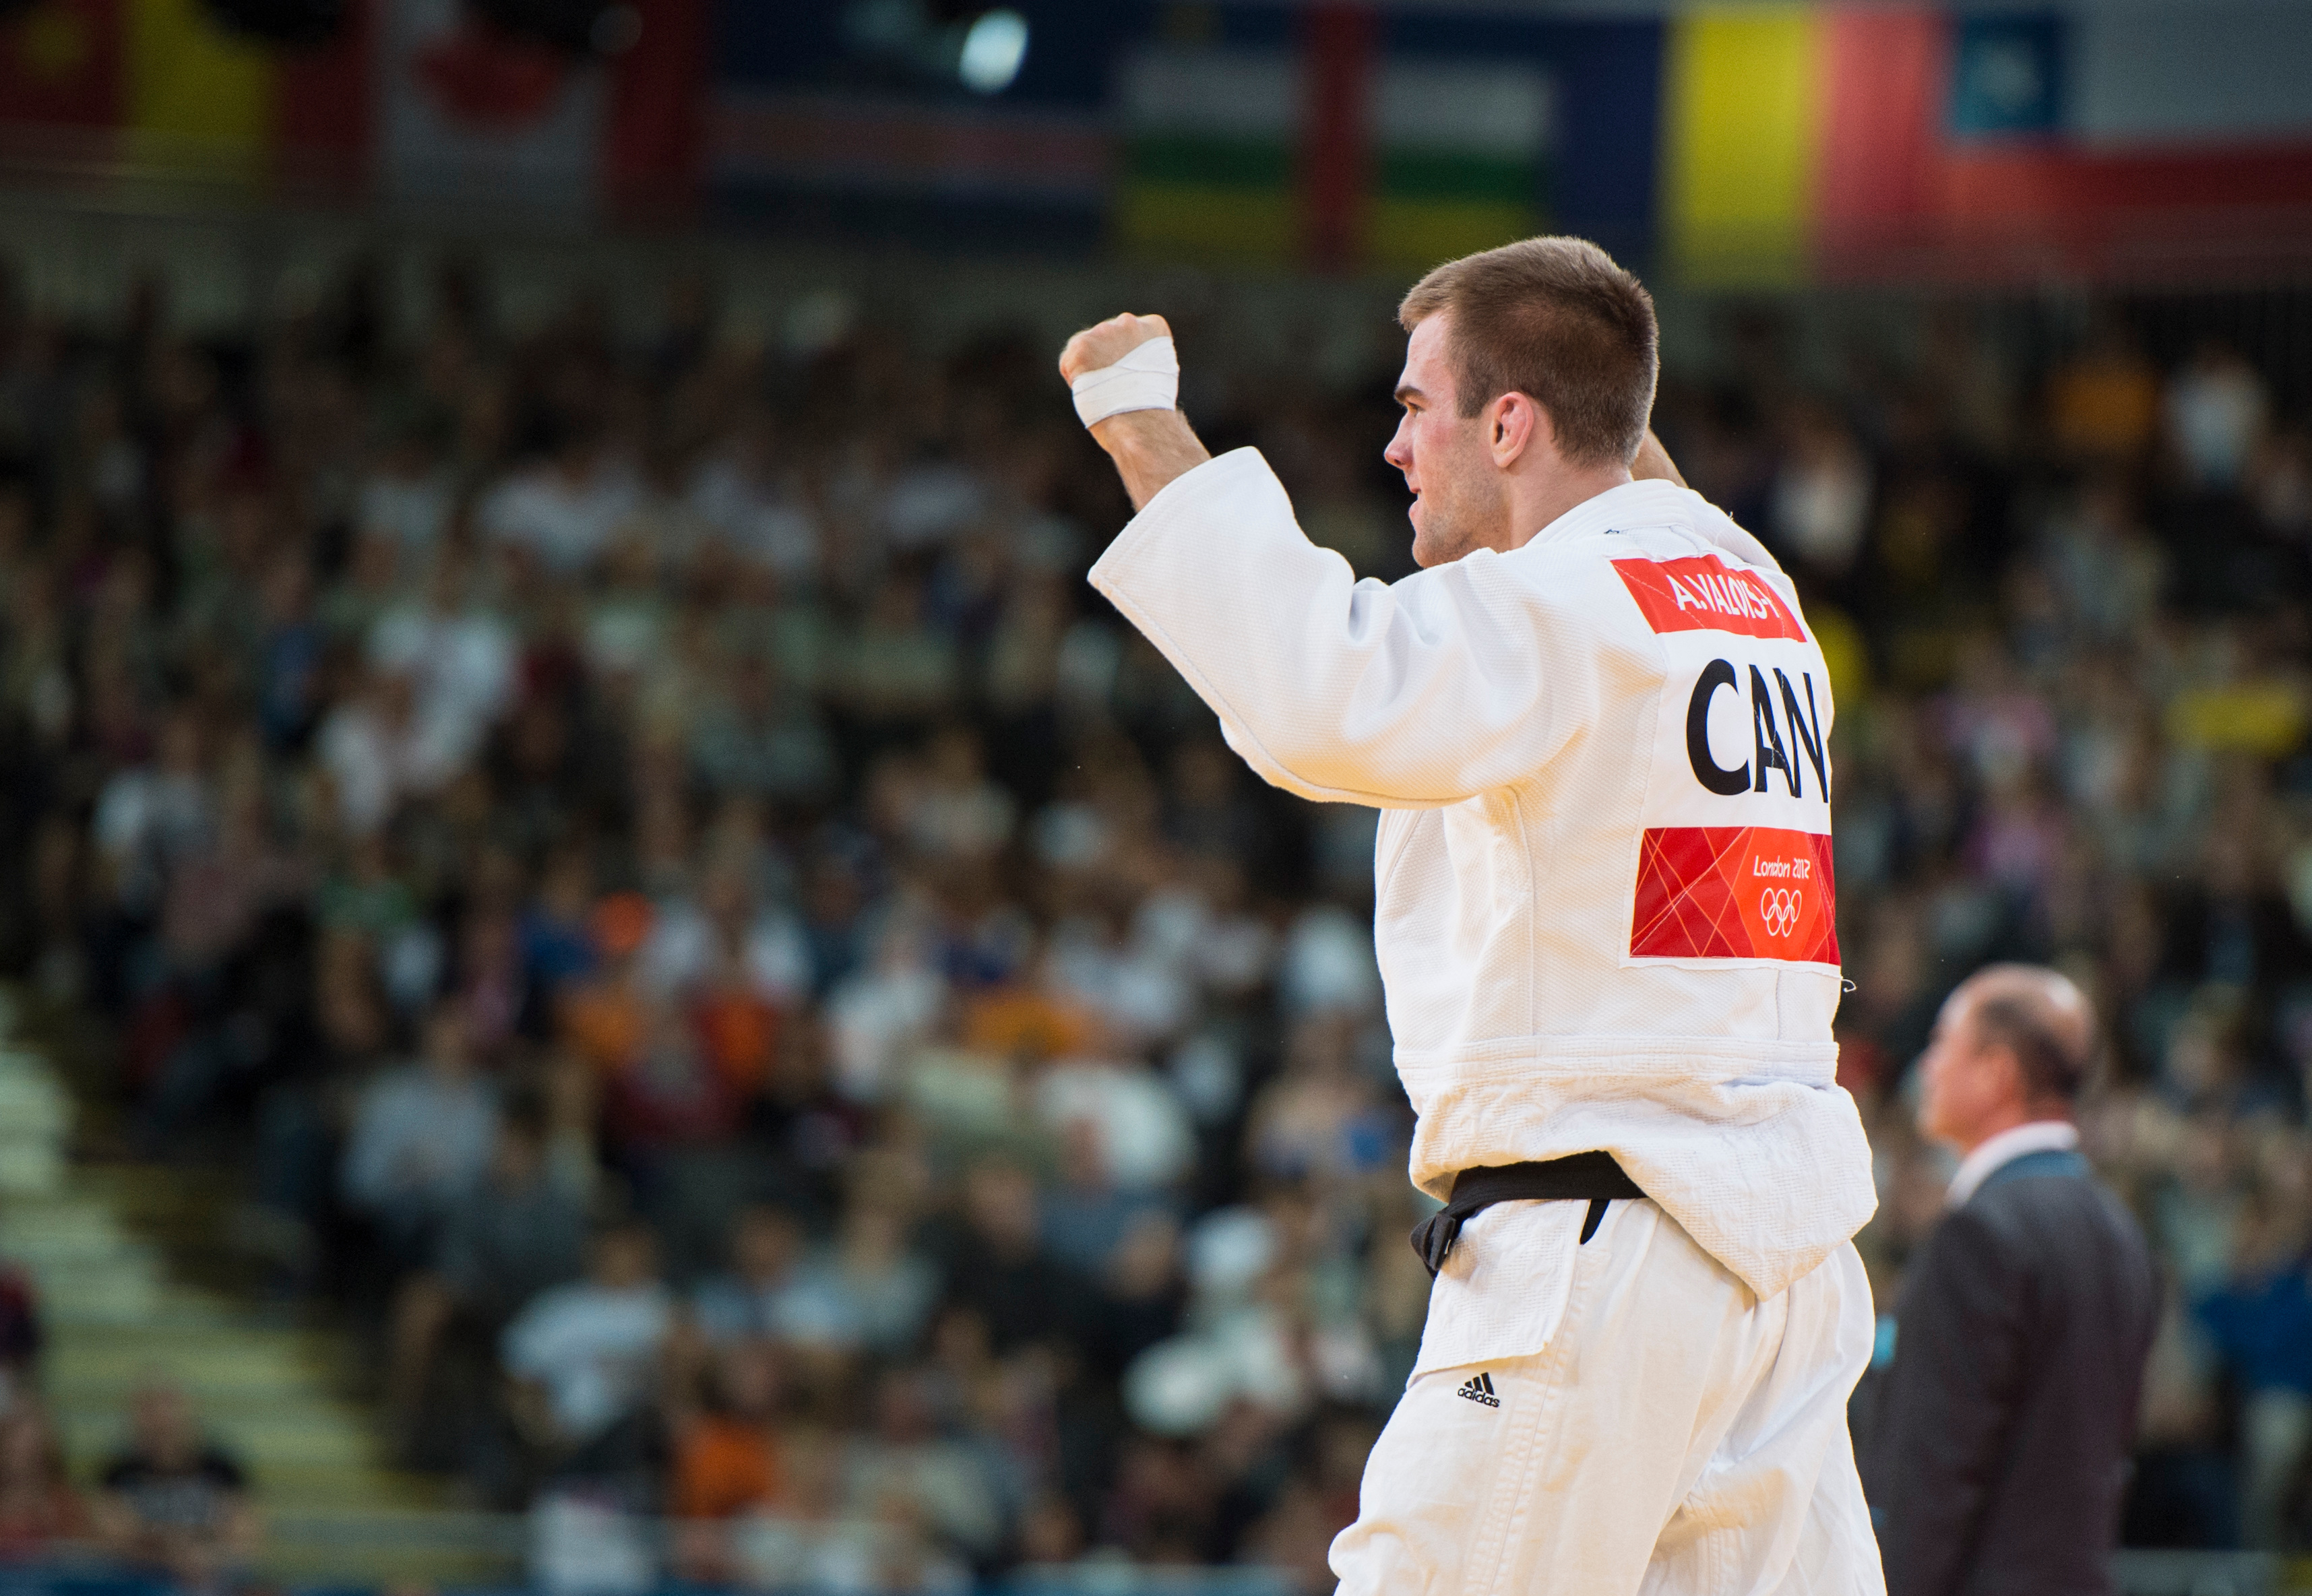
[1631,827,1839,965]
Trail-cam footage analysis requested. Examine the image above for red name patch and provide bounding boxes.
[1631,827,1839,965]
[1613,556,1804,641]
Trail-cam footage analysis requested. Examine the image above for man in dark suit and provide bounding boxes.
[1863,963,2159,1596]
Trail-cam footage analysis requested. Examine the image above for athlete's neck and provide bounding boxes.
[1503,461,1637,552]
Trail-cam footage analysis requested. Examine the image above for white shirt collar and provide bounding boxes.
[1945,1119,2080,1209]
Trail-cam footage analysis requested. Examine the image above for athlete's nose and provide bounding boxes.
[1384,417,1414,478]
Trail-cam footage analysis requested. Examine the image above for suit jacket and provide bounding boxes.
[1863,1149,2159,1596]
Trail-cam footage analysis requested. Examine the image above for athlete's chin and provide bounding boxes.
[1410,517,1462,569]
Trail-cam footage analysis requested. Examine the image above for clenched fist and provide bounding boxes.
[1059,311,1208,513]
[1059,312,1173,385]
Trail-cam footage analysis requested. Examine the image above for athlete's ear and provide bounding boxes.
[1490,391,1540,470]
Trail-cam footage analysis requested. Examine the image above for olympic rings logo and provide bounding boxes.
[1759,888,1805,938]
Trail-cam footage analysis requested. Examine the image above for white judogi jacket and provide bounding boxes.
[1090,448,1876,1306]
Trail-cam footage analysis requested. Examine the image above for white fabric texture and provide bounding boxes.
[1071,336,1179,427]
[1943,1117,2080,1208]
[1414,1196,1585,1375]
[1331,1201,1884,1596]
[1088,449,1877,1304]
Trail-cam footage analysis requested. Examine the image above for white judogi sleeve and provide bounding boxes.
[1089,447,1600,809]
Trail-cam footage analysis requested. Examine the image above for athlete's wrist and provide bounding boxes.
[1090,410,1212,512]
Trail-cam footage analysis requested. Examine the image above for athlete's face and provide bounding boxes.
[1386,313,1506,569]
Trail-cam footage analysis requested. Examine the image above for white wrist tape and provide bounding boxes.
[1071,336,1179,428]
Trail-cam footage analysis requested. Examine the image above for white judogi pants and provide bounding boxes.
[1331,1199,1883,1595]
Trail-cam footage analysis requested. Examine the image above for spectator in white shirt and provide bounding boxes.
[341,1003,497,1261]
[479,429,642,576]
[367,553,518,775]
[92,709,210,918]
[357,423,455,558]
[316,668,466,837]
[502,1220,675,1446]
[687,410,821,583]
[689,1204,809,1348]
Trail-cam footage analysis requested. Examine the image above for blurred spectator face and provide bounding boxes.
[590,891,654,969]
[963,1158,1040,1256]
[1017,1493,1084,1564]
[1110,1211,1183,1300]
[732,1207,801,1285]
[700,867,753,943]
[318,964,386,1056]
[128,1384,198,1469]
[1915,986,2020,1151]
[1769,398,1870,577]
[930,1304,992,1376]
[1384,313,1498,569]
[259,552,312,625]
[0,1407,60,1488]
[713,1341,782,1421]
[156,711,202,778]
[592,1224,659,1290]
[488,1116,546,1189]
[422,1004,472,1078]
[779,1426,845,1521]
[873,1369,937,1444]
[1057,1117,1108,1193]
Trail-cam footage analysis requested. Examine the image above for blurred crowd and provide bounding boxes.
[0,249,2301,1589]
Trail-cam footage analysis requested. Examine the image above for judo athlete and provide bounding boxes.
[1059,237,1885,1595]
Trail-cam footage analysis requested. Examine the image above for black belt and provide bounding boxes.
[1409,1152,1647,1278]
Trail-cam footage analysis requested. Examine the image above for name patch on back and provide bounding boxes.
[1613,556,1804,641]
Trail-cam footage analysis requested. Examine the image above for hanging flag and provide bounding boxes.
[125,0,274,179]
[0,0,124,132]
[604,0,709,220]
[1116,40,1299,263]
[276,0,373,199]
[1663,1,2312,285]
[0,0,367,197]
[1115,6,1546,272]
[377,0,703,222]
[1364,55,1548,269]
[1659,7,1822,286]
[377,0,603,217]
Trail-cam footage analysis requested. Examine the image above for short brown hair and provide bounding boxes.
[1398,236,1659,468]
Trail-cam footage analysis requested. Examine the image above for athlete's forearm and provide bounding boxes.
[1633,428,1686,488]
[1090,410,1214,512]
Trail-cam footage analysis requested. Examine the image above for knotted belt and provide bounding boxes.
[1409,1151,1648,1278]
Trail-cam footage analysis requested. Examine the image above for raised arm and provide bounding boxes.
[1065,313,1592,808]
[1086,449,1585,808]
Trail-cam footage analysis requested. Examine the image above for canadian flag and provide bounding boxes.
[378,0,702,219]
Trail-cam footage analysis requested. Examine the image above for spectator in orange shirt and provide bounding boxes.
[668,1340,788,1584]
[557,892,654,1077]
[694,970,780,1102]
[2047,319,2160,465]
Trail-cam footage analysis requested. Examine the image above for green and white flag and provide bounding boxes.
[1115,41,1549,269]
